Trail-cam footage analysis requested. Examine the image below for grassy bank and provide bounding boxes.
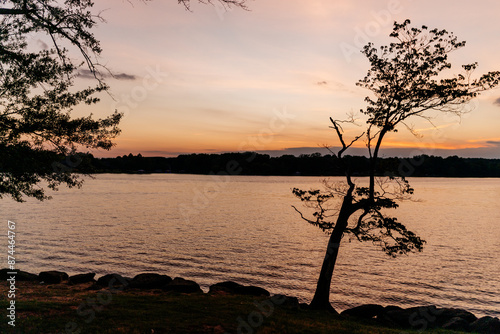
[0,281,467,334]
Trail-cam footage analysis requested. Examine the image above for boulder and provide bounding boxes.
[0,268,11,280]
[299,302,310,310]
[378,308,413,329]
[383,305,403,312]
[129,273,172,289]
[378,305,439,330]
[96,273,130,289]
[442,316,470,332]
[39,271,69,284]
[209,281,241,294]
[270,294,300,309]
[470,316,500,334]
[376,306,407,328]
[17,270,40,282]
[68,273,96,285]
[378,305,479,331]
[435,308,477,326]
[240,285,270,297]
[209,281,270,296]
[163,277,202,293]
[0,269,38,281]
[341,304,385,319]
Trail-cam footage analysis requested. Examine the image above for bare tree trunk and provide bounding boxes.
[309,195,353,311]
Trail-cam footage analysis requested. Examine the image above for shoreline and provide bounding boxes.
[5,267,498,318]
[1,269,499,333]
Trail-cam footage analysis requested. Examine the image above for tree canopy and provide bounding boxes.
[0,0,121,201]
[0,0,246,202]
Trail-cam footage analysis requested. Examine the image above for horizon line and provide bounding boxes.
[90,145,500,159]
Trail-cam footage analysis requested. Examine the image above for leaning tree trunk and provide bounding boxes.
[309,194,353,311]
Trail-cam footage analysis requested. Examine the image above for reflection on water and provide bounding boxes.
[3,174,500,317]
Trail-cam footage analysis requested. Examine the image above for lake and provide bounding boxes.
[2,174,499,317]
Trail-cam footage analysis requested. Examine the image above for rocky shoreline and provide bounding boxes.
[2,269,499,333]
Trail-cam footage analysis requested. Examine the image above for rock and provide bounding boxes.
[383,305,403,312]
[376,306,401,327]
[470,316,500,334]
[378,305,439,330]
[209,281,241,294]
[341,304,385,319]
[270,294,300,309]
[240,285,270,297]
[378,308,413,329]
[96,273,130,289]
[129,273,172,289]
[299,302,309,310]
[436,308,477,326]
[0,268,11,280]
[68,273,96,285]
[378,305,479,331]
[0,269,38,281]
[163,277,202,293]
[376,306,408,328]
[442,316,470,332]
[17,270,40,282]
[39,271,69,284]
[209,281,270,296]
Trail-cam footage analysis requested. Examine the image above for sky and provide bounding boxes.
[67,0,500,158]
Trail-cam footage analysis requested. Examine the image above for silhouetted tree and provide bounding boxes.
[0,0,247,202]
[292,20,500,311]
[0,0,122,201]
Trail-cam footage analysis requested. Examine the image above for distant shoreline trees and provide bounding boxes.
[60,152,500,178]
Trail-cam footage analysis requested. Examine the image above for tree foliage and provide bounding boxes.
[0,0,247,202]
[293,176,421,257]
[292,20,500,310]
[0,0,123,201]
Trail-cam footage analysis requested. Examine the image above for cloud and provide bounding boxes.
[114,73,137,80]
[486,141,500,146]
[78,69,137,81]
[494,97,500,106]
[77,70,96,79]
[36,39,48,50]
[316,81,328,86]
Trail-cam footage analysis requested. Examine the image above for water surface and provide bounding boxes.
[3,174,499,317]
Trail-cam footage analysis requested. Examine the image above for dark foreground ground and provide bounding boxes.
[0,281,476,334]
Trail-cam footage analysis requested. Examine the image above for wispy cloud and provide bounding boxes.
[114,73,137,80]
[78,69,137,80]
[468,137,500,144]
[36,39,48,50]
[415,122,456,132]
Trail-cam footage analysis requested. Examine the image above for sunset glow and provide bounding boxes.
[83,0,500,158]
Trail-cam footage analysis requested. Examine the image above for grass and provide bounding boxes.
[0,281,468,334]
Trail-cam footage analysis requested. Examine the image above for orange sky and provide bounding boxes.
[69,0,500,158]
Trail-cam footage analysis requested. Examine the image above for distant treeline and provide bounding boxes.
[67,152,500,177]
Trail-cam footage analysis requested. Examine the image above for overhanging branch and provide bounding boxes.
[0,8,26,15]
